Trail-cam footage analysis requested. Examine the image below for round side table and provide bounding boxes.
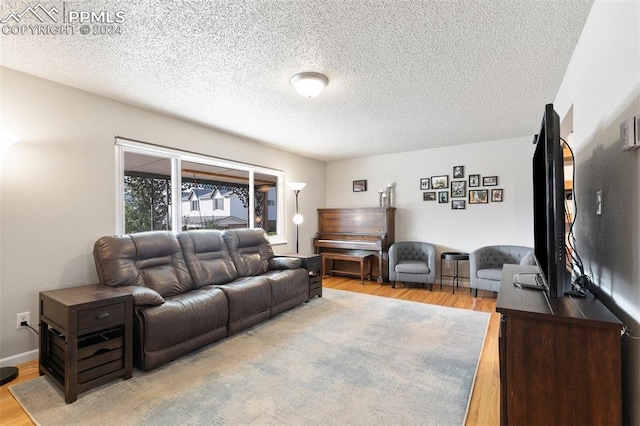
[440,252,470,294]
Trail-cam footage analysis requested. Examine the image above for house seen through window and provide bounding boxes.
[117,140,283,240]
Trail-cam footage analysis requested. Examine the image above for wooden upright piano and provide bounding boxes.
[313,207,395,283]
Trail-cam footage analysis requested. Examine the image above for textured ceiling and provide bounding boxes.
[0,1,593,161]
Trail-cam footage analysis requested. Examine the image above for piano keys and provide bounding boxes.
[313,207,395,282]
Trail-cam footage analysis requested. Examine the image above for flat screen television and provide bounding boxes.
[532,103,570,298]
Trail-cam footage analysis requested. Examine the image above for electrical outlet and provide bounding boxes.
[16,312,30,329]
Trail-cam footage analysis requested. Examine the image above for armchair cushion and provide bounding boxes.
[476,268,503,281]
[395,261,430,275]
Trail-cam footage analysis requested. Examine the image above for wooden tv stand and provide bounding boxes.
[496,264,623,425]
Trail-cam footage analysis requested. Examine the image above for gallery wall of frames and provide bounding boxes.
[419,165,503,210]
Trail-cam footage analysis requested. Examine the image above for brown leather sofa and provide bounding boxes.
[93,228,308,371]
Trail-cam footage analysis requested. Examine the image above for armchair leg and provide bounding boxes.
[472,288,478,297]
[392,281,396,288]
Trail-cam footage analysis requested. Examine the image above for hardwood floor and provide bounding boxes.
[0,277,500,425]
[0,361,38,426]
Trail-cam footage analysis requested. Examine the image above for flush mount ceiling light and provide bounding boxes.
[290,72,329,97]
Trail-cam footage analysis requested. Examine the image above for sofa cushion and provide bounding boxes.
[140,287,228,352]
[264,269,309,315]
[177,230,239,287]
[395,260,430,274]
[93,231,194,298]
[477,268,503,281]
[217,276,271,334]
[223,229,274,276]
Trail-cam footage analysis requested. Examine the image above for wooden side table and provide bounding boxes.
[39,284,133,403]
[278,253,322,300]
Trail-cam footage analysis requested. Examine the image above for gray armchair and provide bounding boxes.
[469,245,535,296]
[389,242,436,290]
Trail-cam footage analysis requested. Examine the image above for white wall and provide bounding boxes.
[326,136,535,259]
[0,67,326,363]
[553,1,640,423]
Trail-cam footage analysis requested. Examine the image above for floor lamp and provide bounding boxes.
[287,182,306,253]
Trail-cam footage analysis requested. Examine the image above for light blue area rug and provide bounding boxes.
[10,289,490,425]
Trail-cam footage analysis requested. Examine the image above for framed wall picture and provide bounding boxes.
[469,174,480,187]
[451,180,466,198]
[453,165,464,179]
[353,179,367,192]
[438,191,449,203]
[469,189,489,204]
[491,189,504,202]
[423,191,436,201]
[420,178,431,190]
[431,175,449,189]
[483,176,498,186]
[452,200,466,210]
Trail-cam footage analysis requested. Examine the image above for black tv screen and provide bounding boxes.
[533,104,570,298]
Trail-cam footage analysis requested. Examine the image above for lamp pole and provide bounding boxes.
[288,182,306,254]
[294,189,301,253]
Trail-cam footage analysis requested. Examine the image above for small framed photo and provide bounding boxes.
[420,178,431,190]
[423,191,436,201]
[491,189,503,202]
[453,165,464,179]
[469,189,489,204]
[353,179,367,192]
[469,174,480,187]
[431,175,449,189]
[438,191,449,203]
[483,176,498,186]
[451,200,466,210]
[451,180,466,198]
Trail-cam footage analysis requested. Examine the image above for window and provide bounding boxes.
[121,152,171,234]
[116,139,284,241]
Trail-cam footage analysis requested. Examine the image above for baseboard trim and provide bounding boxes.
[0,349,38,368]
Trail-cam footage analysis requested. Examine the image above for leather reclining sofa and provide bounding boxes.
[93,228,309,371]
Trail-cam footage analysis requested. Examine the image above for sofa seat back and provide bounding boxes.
[177,230,239,287]
[473,245,535,270]
[223,229,274,277]
[94,231,194,298]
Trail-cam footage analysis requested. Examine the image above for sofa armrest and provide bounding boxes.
[469,250,483,289]
[268,257,303,270]
[107,285,165,307]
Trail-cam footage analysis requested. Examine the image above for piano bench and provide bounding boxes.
[322,252,373,284]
